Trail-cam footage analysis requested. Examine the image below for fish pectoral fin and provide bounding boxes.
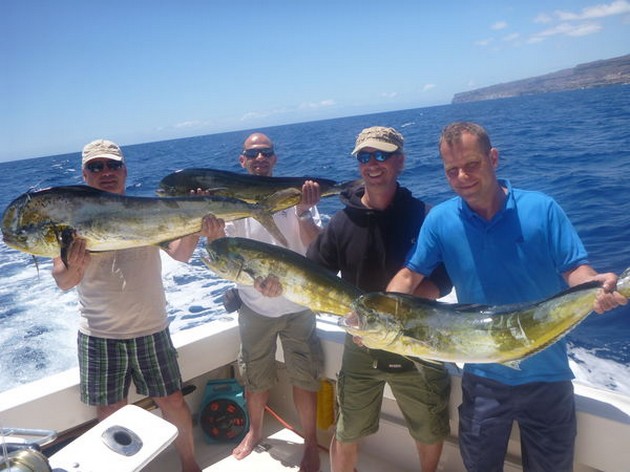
[31,255,41,279]
[261,189,302,213]
[56,227,75,269]
[204,186,230,195]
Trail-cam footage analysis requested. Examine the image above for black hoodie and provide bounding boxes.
[307,184,450,295]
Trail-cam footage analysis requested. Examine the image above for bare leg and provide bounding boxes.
[232,389,269,460]
[416,440,443,472]
[292,386,320,472]
[154,391,201,472]
[330,436,359,472]
[96,399,127,421]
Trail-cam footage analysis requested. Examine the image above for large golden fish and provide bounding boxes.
[341,267,630,364]
[157,167,361,203]
[203,237,361,316]
[1,185,292,262]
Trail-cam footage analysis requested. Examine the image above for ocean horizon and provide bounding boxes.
[1,84,629,395]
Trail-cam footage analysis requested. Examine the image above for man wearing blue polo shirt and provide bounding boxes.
[387,122,627,472]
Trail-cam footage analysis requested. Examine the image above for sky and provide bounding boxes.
[2,1,629,163]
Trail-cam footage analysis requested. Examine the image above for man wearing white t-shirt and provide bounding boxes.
[205,132,323,472]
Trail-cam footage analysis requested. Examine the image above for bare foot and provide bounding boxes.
[232,430,260,460]
[299,440,321,472]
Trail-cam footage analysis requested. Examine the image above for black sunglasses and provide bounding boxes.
[85,161,125,173]
[356,150,398,164]
[242,147,274,159]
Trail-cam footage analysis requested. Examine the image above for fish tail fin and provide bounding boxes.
[253,189,300,247]
[252,210,289,247]
[336,178,364,193]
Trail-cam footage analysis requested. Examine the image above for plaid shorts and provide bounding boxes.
[77,329,183,405]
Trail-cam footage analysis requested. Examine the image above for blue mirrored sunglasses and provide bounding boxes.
[242,147,274,159]
[356,150,398,164]
[85,161,125,173]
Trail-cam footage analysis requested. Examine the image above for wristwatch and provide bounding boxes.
[297,209,313,221]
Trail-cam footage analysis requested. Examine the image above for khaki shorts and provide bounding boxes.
[237,302,323,392]
[335,335,450,444]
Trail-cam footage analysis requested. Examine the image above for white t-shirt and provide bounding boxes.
[77,246,168,338]
[226,206,321,318]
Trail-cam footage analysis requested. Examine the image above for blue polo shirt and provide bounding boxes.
[406,179,589,385]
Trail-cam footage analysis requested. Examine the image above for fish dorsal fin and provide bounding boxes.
[34,185,113,197]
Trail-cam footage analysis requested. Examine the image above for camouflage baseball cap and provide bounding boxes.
[351,126,404,155]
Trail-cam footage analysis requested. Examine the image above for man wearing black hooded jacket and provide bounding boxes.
[307,126,452,472]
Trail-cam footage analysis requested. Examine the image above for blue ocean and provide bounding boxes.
[1,85,628,395]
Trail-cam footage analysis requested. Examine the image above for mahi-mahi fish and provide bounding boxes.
[1,185,293,263]
[340,267,630,365]
[202,237,362,316]
[157,167,362,203]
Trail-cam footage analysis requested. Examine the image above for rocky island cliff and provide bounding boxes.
[452,54,630,104]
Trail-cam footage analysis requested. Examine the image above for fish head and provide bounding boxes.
[339,293,404,349]
[1,193,61,256]
[203,237,254,285]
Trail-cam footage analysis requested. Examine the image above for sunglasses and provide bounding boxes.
[242,147,274,159]
[356,150,398,164]
[85,161,125,173]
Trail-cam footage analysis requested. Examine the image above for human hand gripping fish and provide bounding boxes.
[588,272,628,313]
[254,275,283,298]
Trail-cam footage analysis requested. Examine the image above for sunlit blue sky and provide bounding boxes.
[2,0,629,162]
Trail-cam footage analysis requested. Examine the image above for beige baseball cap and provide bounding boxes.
[82,139,125,166]
[351,126,404,155]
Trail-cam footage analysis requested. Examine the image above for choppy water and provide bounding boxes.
[1,85,629,394]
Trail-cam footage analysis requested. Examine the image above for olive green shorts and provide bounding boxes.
[335,335,450,444]
[237,302,323,392]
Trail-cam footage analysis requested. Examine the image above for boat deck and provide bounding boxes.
[142,408,404,472]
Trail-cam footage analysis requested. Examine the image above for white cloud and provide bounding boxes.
[530,1,628,42]
[173,120,203,129]
[502,32,520,42]
[529,21,603,42]
[492,21,508,30]
[381,92,398,98]
[534,13,553,24]
[474,38,494,46]
[554,0,630,21]
[422,84,436,92]
[298,99,336,109]
[240,111,271,121]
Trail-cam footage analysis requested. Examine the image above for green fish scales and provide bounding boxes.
[344,267,630,364]
[1,185,290,258]
[203,237,361,316]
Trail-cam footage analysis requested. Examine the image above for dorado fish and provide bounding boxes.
[340,267,630,365]
[202,237,362,316]
[157,167,362,203]
[1,185,292,262]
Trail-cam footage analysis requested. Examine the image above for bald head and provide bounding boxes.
[243,133,273,149]
[240,132,277,176]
